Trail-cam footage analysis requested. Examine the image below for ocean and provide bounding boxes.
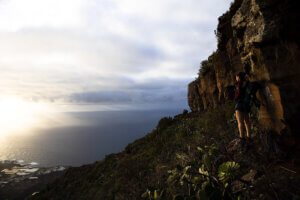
[0,109,180,167]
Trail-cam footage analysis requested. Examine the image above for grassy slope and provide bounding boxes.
[31,102,300,200]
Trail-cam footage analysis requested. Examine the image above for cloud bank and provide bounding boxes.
[0,0,232,110]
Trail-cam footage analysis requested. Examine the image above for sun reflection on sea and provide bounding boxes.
[0,95,91,162]
[0,96,86,138]
[0,96,51,136]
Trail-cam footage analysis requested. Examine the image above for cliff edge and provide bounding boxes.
[188,0,300,135]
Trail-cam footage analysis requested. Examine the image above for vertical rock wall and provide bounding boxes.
[188,0,300,135]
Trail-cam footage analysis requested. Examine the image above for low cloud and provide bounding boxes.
[0,0,232,110]
[67,78,189,106]
[69,91,132,103]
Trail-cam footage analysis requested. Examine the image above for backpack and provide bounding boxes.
[243,81,261,108]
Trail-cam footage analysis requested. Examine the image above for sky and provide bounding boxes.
[0,0,233,111]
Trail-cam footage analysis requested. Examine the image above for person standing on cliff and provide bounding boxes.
[234,72,251,142]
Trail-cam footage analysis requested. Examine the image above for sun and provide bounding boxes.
[0,96,48,136]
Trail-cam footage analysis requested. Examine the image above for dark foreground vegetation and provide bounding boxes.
[26,0,300,198]
[31,102,300,200]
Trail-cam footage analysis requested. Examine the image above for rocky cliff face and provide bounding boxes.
[188,0,300,135]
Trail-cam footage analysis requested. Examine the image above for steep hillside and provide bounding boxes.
[30,0,300,199]
[31,104,299,200]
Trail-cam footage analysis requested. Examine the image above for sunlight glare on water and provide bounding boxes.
[0,96,81,137]
[0,96,50,135]
[0,95,88,163]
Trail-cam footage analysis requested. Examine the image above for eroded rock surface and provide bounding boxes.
[188,0,300,135]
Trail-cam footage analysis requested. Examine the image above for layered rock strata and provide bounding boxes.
[188,0,300,135]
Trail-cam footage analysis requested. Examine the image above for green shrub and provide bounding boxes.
[182,109,188,115]
[218,161,240,182]
[156,117,173,132]
[198,60,213,78]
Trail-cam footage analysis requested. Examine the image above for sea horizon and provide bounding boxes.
[0,108,183,167]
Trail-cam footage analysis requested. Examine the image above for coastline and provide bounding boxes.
[0,160,67,199]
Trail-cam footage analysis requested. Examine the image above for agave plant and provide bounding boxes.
[198,164,209,176]
[141,189,164,200]
[218,161,240,182]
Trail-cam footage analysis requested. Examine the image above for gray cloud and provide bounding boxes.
[0,0,232,110]
[66,78,189,108]
[69,91,132,103]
